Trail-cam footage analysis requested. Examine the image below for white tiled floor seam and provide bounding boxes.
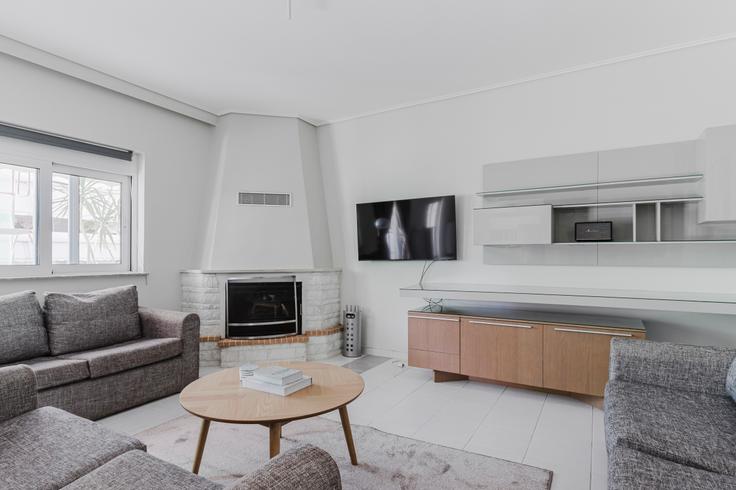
[521,393,549,464]
[460,386,507,451]
[589,406,595,490]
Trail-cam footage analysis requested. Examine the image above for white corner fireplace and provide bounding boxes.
[181,269,342,367]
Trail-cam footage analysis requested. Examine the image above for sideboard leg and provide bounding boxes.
[433,370,469,383]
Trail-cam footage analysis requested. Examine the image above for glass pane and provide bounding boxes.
[0,163,37,265]
[79,176,122,264]
[52,173,70,264]
[53,172,123,265]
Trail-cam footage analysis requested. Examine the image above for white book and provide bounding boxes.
[253,366,303,385]
[239,363,258,379]
[241,376,312,396]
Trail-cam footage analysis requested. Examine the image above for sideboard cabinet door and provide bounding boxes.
[460,317,543,387]
[407,313,460,372]
[543,325,646,396]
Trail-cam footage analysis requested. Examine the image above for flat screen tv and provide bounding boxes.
[356,195,457,261]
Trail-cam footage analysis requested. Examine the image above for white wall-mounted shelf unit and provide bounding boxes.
[399,282,736,315]
[476,174,703,197]
[474,125,736,266]
[550,197,702,209]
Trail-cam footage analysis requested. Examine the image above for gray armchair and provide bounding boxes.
[605,339,736,490]
[0,364,36,423]
[608,338,736,395]
[229,444,342,490]
[0,365,342,490]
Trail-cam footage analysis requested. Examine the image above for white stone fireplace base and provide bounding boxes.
[181,269,342,367]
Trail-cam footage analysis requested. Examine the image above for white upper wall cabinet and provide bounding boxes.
[597,141,698,182]
[698,125,736,223]
[473,205,552,245]
[482,152,597,193]
[597,141,700,202]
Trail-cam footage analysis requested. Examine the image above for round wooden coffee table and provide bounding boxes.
[179,361,364,474]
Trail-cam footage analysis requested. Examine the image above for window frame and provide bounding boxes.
[0,137,138,277]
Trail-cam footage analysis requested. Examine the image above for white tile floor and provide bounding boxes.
[98,356,606,490]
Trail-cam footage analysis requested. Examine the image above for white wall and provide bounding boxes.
[298,120,333,268]
[200,114,332,271]
[0,53,213,309]
[318,39,736,357]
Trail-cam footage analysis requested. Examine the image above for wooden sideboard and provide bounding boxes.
[407,308,646,396]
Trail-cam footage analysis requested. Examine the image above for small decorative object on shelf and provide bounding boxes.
[575,221,613,242]
[240,365,313,396]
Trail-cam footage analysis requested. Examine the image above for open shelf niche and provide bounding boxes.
[552,198,736,244]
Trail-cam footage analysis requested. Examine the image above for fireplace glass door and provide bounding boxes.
[226,279,302,338]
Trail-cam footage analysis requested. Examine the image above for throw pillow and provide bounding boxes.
[45,285,141,355]
[0,291,48,363]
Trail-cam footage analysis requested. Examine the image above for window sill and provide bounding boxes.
[0,271,149,281]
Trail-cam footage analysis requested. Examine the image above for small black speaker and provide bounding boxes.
[575,221,613,242]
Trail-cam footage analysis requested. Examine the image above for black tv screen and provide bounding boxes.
[356,195,457,261]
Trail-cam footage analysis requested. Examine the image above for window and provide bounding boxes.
[0,138,137,276]
[0,163,37,266]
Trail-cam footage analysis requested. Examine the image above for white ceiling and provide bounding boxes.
[1,0,735,125]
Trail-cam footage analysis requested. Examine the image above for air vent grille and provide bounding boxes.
[238,192,291,207]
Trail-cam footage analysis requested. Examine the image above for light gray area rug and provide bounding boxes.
[136,414,553,489]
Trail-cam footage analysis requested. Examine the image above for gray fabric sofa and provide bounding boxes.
[0,287,200,420]
[0,365,342,490]
[605,339,736,490]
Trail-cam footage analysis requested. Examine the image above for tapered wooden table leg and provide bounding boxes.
[192,419,211,474]
[269,422,282,458]
[338,405,358,465]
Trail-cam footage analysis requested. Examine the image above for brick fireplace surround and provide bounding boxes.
[181,269,342,367]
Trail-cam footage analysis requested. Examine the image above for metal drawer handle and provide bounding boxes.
[554,327,632,337]
[468,320,533,329]
[408,315,459,322]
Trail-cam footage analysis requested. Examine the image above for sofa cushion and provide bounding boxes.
[4,356,90,390]
[63,449,222,490]
[62,337,182,378]
[44,285,141,355]
[0,406,145,490]
[605,380,736,476]
[608,446,736,490]
[0,291,48,363]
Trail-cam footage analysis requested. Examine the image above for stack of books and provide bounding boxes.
[239,363,258,379]
[240,365,312,396]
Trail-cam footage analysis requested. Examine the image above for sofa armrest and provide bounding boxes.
[0,365,37,423]
[139,307,199,339]
[227,445,341,490]
[609,338,736,396]
[139,307,200,387]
